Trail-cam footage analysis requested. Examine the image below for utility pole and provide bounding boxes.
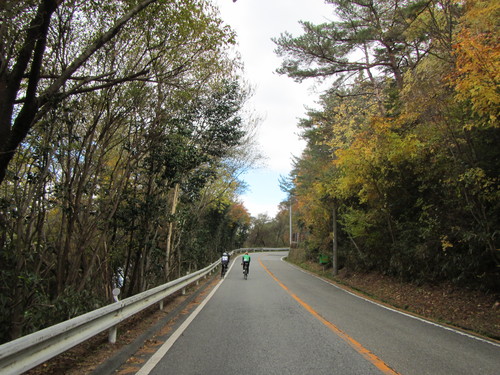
[332,202,338,276]
[289,201,293,248]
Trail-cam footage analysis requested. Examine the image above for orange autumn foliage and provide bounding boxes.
[452,0,500,126]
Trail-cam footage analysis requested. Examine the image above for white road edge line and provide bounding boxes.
[136,260,237,375]
[281,256,500,348]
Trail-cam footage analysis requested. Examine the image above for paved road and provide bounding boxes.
[137,252,500,375]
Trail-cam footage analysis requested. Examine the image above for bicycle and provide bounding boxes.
[221,263,228,278]
[242,262,249,280]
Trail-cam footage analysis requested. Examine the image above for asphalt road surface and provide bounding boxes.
[136,251,500,375]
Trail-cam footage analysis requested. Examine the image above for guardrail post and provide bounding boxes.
[182,271,189,295]
[108,326,117,344]
[159,300,164,310]
[108,288,121,343]
[0,257,238,375]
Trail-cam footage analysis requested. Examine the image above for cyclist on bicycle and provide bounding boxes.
[241,251,251,275]
[221,252,230,277]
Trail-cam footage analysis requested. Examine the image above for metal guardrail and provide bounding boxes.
[238,247,289,252]
[0,247,289,375]
[0,261,220,375]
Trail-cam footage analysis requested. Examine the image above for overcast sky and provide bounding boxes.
[215,0,334,217]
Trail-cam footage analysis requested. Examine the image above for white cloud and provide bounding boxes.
[243,199,280,218]
[215,0,333,216]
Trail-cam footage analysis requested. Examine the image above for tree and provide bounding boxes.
[274,0,461,116]
[451,0,500,127]
[274,0,499,290]
[0,0,257,343]
[0,0,231,185]
[274,0,439,86]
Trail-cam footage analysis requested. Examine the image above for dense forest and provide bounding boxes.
[273,0,499,291]
[0,0,498,346]
[0,0,258,344]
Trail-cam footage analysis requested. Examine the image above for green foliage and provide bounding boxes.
[274,0,448,90]
[24,288,106,336]
[0,0,255,343]
[278,0,499,292]
[245,213,289,248]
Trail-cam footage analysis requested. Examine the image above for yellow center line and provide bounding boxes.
[259,259,401,375]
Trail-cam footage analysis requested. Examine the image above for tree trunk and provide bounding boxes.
[165,183,180,280]
[0,0,161,186]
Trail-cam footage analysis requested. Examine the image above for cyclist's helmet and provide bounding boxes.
[223,252,228,256]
